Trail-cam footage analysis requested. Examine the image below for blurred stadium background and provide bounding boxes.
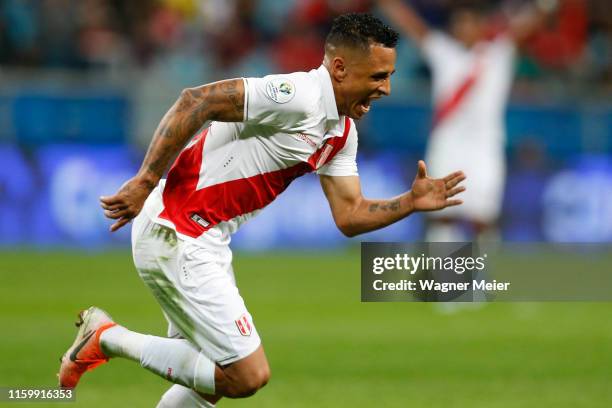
[1,0,611,407]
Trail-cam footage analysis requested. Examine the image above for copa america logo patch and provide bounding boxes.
[265,78,295,104]
[235,313,252,337]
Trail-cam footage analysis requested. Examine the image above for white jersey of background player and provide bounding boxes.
[380,0,558,241]
[59,13,467,408]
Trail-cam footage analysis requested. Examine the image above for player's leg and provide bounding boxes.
[130,213,269,399]
[215,345,270,397]
[157,385,216,408]
[101,326,269,398]
[470,219,500,242]
[59,212,269,401]
[57,305,222,398]
[426,216,466,242]
[154,323,222,405]
[101,326,217,394]
[468,145,506,242]
[424,137,469,242]
[425,165,503,243]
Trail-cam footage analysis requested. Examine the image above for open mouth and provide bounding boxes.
[357,94,382,115]
[359,101,371,114]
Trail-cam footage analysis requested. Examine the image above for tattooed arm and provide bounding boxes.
[100,79,245,231]
[320,161,465,237]
[138,80,244,182]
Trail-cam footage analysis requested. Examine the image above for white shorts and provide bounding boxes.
[131,211,261,365]
[425,138,506,223]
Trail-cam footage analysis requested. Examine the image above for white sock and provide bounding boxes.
[100,326,149,361]
[157,385,215,408]
[140,336,216,395]
[100,326,216,395]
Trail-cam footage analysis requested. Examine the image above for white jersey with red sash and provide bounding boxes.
[422,31,515,222]
[142,66,358,246]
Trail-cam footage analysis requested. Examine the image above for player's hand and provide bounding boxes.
[409,160,466,212]
[99,176,156,232]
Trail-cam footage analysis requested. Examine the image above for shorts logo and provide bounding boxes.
[235,313,252,337]
[265,78,295,104]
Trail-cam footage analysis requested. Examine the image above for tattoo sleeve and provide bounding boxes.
[137,79,245,183]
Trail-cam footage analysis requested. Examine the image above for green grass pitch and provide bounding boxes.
[1,250,612,407]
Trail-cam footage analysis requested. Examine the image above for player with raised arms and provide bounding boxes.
[378,0,558,242]
[59,13,465,407]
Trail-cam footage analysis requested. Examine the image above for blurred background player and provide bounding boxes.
[379,0,559,242]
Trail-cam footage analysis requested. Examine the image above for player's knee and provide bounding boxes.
[237,367,270,397]
[226,365,270,398]
[257,364,271,389]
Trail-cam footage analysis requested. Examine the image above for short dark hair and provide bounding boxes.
[325,13,399,52]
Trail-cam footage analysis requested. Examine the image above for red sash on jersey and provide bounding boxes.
[160,117,351,238]
[431,55,484,130]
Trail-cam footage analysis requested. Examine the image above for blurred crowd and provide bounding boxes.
[0,0,609,87]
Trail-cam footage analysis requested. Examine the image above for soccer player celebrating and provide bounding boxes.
[378,0,558,242]
[59,13,465,407]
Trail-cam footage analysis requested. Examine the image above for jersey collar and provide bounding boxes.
[315,65,340,129]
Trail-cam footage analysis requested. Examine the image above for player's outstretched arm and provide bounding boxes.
[507,0,559,44]
[377,0,429,45]
[320,161,465,237]
[100,79,246,232]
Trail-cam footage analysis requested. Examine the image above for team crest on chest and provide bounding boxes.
[235,313,252,337]
[265,78,295,104]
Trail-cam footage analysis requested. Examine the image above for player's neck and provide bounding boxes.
[322,61,353,118]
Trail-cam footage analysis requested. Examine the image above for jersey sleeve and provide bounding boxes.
[242,73,318,131]
[316,121,358,177]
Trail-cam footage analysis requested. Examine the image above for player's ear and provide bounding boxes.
[330,56,348,82]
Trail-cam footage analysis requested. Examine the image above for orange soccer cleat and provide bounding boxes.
[58,306,116,388]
